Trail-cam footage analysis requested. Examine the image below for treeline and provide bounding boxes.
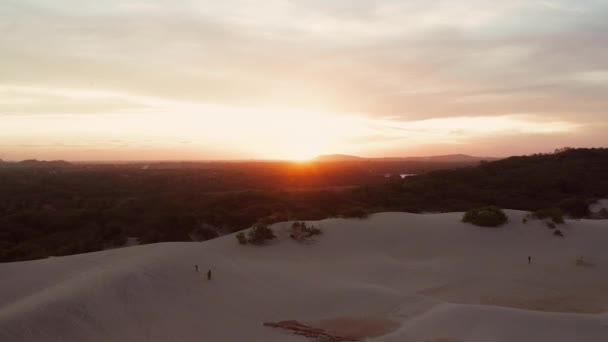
[355,147,608,213]
[0,159,475,262]
[1,148,607,262]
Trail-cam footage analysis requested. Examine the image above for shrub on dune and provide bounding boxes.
[236,232,248,245]
[289,222,322,242]
[462,206,508,227]
[246,224,276,245]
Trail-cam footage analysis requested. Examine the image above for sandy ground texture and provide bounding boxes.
[1,210,608,342]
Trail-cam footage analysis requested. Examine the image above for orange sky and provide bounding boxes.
[1,1,607,161]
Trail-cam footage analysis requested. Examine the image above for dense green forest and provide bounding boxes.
[1,148,607,262]
[356,148,608,213]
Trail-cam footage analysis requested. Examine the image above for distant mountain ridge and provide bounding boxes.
[386,154,500,162]
[0,159,72,168]
[314,154,498,162]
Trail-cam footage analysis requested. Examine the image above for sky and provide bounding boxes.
[1,0,607,161]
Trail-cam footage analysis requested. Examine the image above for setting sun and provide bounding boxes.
[287,151,316,162]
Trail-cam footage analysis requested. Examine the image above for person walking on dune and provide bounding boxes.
[528,256,531,264]
[207,269,212,280]
[195,265,199,272]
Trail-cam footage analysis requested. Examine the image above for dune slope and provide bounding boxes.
[1,211,608,342]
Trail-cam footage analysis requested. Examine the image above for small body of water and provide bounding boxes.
[383,173,417,179]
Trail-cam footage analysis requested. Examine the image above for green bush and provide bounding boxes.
[246,224,276,245]
[462,206,508,227]
[236,232,247,245]
[600,208,608,219]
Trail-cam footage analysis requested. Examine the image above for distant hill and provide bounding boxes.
[314,153,498,163]
[364,147,608,213]
[387,154,499,163]
[0,159,72,168]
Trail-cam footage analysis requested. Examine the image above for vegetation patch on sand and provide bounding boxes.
[290,221,323,242]
[236,224,276,245]
[462,206,508,227]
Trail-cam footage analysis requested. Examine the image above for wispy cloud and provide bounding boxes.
[0,0,606,159]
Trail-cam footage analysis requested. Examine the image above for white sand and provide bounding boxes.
[1,210,608,342]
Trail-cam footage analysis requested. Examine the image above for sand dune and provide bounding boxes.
[1,210,608,341]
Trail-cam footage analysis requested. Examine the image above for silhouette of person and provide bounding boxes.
[207,269,212,280]
[528,256,531,264]
[195,265,199,272]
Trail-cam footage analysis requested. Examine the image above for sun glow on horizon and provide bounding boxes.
[0,86,585,161]
[287,152,317,162]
